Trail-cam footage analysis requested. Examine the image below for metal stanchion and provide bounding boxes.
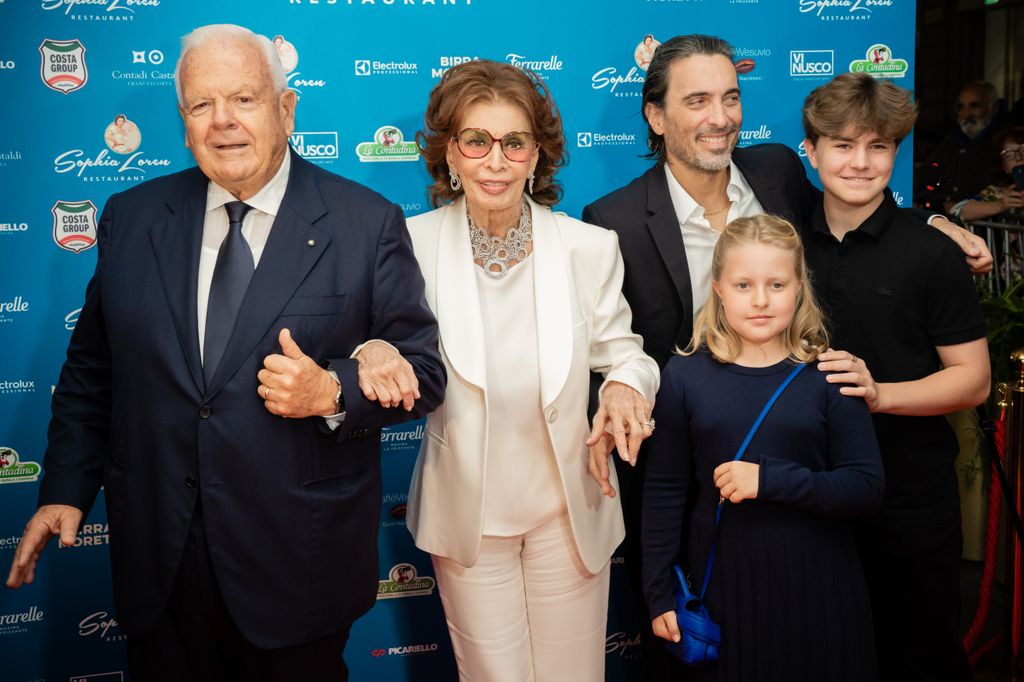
[1002,348,1024,681]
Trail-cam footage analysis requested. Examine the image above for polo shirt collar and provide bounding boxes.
[810,187,897,241]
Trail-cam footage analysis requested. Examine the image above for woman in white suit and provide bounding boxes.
[406,61,660,681]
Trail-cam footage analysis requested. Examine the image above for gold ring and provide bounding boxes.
[264,386,271,400]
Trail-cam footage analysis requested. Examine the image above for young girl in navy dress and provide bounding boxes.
[641,214,885,682]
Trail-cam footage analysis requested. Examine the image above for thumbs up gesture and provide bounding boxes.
[258,328,338,418]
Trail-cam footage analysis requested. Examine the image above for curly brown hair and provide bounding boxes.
[416,60,567,208]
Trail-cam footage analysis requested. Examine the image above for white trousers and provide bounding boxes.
[431,512,611,682]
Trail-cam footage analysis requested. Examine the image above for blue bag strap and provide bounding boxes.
[697,362,806,600]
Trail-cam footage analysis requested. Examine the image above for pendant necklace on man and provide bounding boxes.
[468,198,533,280]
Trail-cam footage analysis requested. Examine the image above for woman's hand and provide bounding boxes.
[586,381,653,466]
[652,611,681,643]
[713,461,759,503]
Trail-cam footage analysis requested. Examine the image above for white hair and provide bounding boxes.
[174,24,288,107]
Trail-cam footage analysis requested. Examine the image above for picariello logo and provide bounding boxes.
[0,221,28,234]
[52,199,97,252]
[790,50,834,77]
[290,131,339,161]
[377,563,436,599]
[41,0,160,21]
[849,44,908,79]
[370,642,440,657]
[0,447,42,485]
[0,59,14,70]
[39,38,87,93]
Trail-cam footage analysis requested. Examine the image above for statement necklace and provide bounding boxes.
[468,199,533,280]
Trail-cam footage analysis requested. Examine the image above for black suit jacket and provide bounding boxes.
[583,144,816,368]
[39,151,446,648]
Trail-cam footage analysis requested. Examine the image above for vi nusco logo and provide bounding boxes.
[849,44,908,79]
[798,0,892,21]
[0,296,29,324]
[790,50,833,78]
[0,447,42,485]
[272,35,326,98]
[41,0,160,21]
[40,38,87,94]
[290,132,339,161]
[54,114,171,182]
[377,563,436,599]
[53,200,98,253]
[431,55,478,79]
[0,606,44,636]
[591,35,655,98]
[576,131,639,149]
[113,48,173,86]
[354,58,417,77]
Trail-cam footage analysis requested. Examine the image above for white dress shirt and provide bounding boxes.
[663,161,764,319]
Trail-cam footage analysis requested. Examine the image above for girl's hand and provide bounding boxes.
[713,461,759,503]
[652,610,681,643]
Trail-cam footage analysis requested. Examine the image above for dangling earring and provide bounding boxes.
[528,173,535,195]
[450,172,461,191]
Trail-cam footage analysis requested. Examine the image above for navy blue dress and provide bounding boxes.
[641,351,885,682]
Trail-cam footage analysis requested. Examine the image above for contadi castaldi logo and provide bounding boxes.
[0,447,42,485]
[377,563,436,600]
[849,44,908,79]
[52,200,97,253]
[39,38,87,94]
[355,126,419,163]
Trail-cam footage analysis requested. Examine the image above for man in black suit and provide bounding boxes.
[583,34,991,680]
[6,24,445,681]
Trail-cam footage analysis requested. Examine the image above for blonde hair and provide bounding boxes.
[682,214,828,363]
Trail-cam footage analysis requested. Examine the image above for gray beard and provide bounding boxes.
[960,118,990,140]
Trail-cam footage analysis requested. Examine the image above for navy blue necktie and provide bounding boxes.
[204,200,254,384]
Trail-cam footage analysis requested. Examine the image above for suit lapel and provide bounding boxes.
[529,199,572,407]
[150,168,208,395]
[205,153,330,397]
[434,198,487,391]
[733,147,798,223]
[645,166,693,314]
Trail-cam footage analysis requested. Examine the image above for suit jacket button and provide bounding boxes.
[546,408,558,423]
[184,475,197,488]
[198,405,212,419]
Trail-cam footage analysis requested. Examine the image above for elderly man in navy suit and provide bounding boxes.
[7,23,445,681]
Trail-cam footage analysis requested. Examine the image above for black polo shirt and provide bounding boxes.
[803,190,986,527]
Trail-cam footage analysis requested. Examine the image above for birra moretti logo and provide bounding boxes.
[377,563,436,599]
[849,44,908,79]
[40,39,87,94]
[52,200,98,253]
[0,447,42,485]
[355,126,420,163]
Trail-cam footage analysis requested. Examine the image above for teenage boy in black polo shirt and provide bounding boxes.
[801,73,991,682]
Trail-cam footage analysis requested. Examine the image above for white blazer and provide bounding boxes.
[405,196,659,574]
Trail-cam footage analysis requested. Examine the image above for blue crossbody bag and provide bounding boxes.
[664,363,806,666]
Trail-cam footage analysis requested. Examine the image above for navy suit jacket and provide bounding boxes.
[583,144,816,368]
[39,151,446,648]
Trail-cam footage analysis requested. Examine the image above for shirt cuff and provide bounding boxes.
[322,369,346,430]
[350,339,399,359]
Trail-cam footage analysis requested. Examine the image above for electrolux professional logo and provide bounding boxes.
[353,58,417,77]
[738,124,773,147]
[790,49,833,78]
[0,378,35,394]
[849,44,908,79]
[798,0,891,21]
[39,38,87,94]
[576,131,639,149]
[41,0,159,21]
[0,220,28,235]
[506,52,563,79]
[370,642,440,658]
[0,606,44,636]
[0,447,42,485]
[78,611,124,641]
[431,55,478,79]
[591,38,649,98]
[53,116,171,182]
[290,131,339,161]
[112,49,172,87]
[272,35,326,98]
[377,563,436,600]
[52,199,98,252]
[0,296,29,324]
[355,126,419,163]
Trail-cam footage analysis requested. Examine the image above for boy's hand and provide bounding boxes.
[818,348,882,412]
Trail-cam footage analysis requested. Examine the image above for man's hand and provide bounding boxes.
[585,381,652,467]
[818,348,881,412]
[931,216,993,275]
[355,341,420,411]
[7,504,83,589]
[258,328,337,418]
[713,461,759,503]
[652,611,681,643]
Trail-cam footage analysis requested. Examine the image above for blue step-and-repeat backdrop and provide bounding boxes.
[0,1,914,680]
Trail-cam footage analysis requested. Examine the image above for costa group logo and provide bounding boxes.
[506,53,563,79]
[377,563,436,600]
[53,116,171,182]
[113,49,173,87]
[591,38,649,98]
[290,131,338,161]
[370,642,440,658]
[0,296,29,324]
[79,611,123,641]
[798,0,892,21]
[39,38,87,94]
[272,35,326,97]
[353,58,418,77]
[0,606,44,636]
[0,447,42,485]
[790,49,834,78]
[431,55,478,79]
[52,200,97,253]
[41,0,160,21]
[738,124,773,147]
[576,131,639,149]
[355,126,419,163]
[849,44,908,79]
[0,220,28,235]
